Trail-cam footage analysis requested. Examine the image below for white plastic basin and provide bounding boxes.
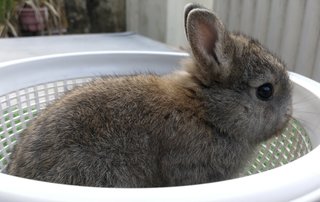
[0,51,319,202]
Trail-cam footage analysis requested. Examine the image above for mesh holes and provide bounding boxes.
[0,77,92,172]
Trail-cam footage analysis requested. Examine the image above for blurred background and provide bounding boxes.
[0,0,320,82]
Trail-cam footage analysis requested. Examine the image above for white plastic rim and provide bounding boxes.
[0,51,189,95]
[0,51,319,202]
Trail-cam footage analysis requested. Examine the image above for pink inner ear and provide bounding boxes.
[197,20,218,58]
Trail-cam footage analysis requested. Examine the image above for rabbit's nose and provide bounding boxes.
[286,105,293,116]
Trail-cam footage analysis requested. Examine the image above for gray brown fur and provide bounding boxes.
[7,4,292,187]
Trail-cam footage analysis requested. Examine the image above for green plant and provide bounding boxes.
[0,0,20,37]
[0,0,12,24]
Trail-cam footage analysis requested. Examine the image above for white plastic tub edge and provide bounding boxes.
[0,52,319,202]
[1,147,320,202]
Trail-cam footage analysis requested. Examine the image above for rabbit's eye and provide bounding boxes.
[256,83,273,101]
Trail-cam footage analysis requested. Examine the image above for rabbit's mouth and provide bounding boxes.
[279,104,293,129]
[273,113,292,137]
[268,100,293,138]
[250,111,292,144]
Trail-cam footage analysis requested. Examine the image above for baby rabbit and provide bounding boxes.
[7,3,292,187]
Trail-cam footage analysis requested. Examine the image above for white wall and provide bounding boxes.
[126,0,167,42]
[126,0,320,81]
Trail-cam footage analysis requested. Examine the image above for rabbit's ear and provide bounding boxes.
[184,3,204,40]
[185,6,231,82]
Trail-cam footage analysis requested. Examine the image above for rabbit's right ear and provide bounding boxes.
[184,3,205,38]
[185,5,231,84]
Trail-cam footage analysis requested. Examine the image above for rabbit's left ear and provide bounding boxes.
[185,4,231,82]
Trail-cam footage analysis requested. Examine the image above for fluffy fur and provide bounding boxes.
[7,4,292,187]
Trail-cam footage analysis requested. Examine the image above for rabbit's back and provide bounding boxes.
[7,74,205,187]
